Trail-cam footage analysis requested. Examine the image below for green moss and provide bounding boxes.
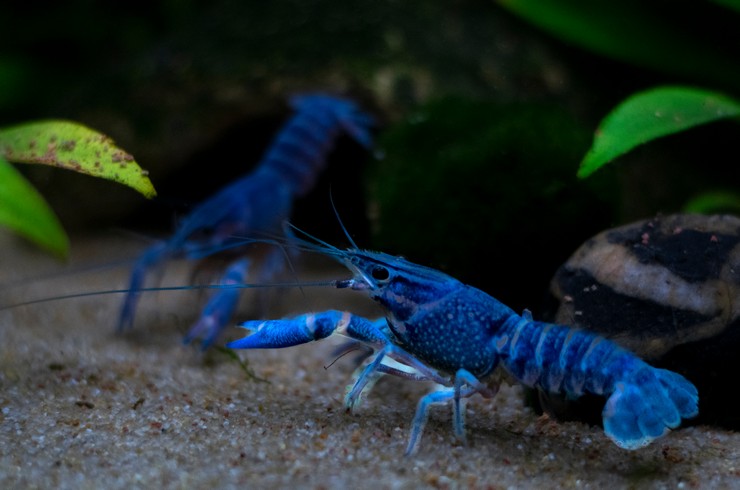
[370,96,617,310]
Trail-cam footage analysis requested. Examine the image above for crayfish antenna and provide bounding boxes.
[329,190,359,250]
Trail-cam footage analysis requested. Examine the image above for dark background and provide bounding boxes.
[2,0,738,312]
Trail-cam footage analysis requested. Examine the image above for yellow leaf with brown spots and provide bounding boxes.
[0,120,156,198]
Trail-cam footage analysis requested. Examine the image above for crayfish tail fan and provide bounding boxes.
[602,367,698,449]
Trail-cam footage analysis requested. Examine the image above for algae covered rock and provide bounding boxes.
[547,213,740,429]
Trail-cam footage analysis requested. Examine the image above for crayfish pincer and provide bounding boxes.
[227,239,698,454]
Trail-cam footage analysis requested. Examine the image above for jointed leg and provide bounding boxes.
[184,258,250,349]
[406,369,498,456]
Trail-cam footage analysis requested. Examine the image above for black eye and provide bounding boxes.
[371,266,390,281]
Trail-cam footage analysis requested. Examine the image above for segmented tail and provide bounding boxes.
[262,94,374,196]
[495,315,698,449]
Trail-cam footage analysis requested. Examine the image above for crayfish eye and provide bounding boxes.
[370,266,390,282]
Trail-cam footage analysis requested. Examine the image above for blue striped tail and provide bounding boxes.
[261,94,374,197]
[495,315,698,449]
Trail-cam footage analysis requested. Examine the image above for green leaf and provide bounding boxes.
[683,191,740,215]
[578,86,740,178]
[0,120,156,198]
[0,157,69,258]
[497,0,740,87]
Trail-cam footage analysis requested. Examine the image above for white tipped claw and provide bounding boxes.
[238,320,265,333]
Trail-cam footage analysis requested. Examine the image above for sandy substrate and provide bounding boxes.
[0,232,738,489]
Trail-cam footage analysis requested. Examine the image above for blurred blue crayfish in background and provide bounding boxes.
[227,231,699,454]
[118,94,374,348]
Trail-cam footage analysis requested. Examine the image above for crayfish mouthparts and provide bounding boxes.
[334,279,354,289]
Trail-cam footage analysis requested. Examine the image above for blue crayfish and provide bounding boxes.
[227,232,699,454]
[118,94,374,348]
